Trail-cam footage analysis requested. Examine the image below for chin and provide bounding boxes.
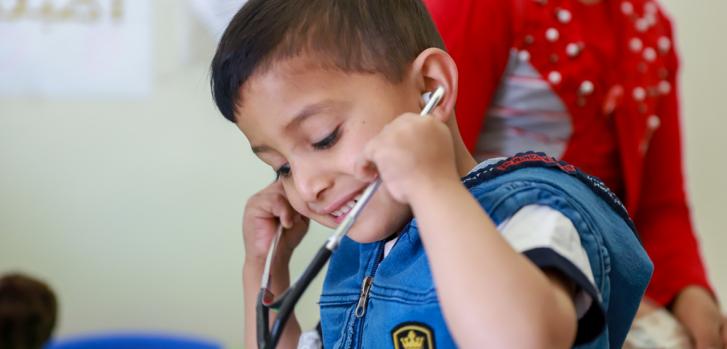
[346,226,385,244]
[346,206,411,243]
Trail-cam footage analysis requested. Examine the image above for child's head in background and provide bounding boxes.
[210,0,466,242]
[0,273,57,349]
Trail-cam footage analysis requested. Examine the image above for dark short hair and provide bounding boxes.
[0,273,57,349]
[210,0,445,122]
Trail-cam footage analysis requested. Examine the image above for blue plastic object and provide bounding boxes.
[45,333,223,349]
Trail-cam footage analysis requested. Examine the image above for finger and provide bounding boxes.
[248,192,283,219]
[686,320,722,349]
[278,202,294,229]
[677,301,723,349]
[718,315,727,348]
[288,214,310,239]
[260,177,284,195]
[354,156,378,182]
[268,193,295,229]
[429,106,449,123]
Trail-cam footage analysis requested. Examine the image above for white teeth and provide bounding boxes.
[330,195,362,218]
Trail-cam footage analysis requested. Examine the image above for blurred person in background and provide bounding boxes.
[0,273,58,349]
[422,0,726,347]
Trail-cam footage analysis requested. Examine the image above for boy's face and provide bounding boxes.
[236,56,423,242]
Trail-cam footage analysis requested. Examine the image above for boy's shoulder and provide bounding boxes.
[463,152,634,231]
[464,152,586,188]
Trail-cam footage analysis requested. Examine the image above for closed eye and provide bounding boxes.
[275,164,291,180]
[274,126,340,180]
[312,126,341,150]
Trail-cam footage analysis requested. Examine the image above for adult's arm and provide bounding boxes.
[633,12,712,307]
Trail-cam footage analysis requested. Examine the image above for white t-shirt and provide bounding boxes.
[383,204,596,319]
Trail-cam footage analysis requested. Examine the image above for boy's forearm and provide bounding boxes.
[409,178,576,348]
[243,256,301,349]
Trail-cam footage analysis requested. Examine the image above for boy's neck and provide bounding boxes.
[448,116,478,176]
[454,140,478,177]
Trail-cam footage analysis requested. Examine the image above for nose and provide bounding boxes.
[292,160,333,203]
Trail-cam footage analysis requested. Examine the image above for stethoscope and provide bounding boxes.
[256,86,446,349]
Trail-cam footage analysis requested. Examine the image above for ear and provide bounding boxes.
[410,48,459,122]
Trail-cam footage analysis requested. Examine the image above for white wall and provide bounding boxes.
[0,1,724,348]
[1,1,329,348]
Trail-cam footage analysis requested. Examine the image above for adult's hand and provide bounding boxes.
[672,286,726,349]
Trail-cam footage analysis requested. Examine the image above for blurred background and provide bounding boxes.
[0,0,724,348]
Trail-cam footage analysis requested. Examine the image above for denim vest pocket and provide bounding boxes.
[319,295,358,349]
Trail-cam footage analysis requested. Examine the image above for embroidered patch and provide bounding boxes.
[391,322,435,349]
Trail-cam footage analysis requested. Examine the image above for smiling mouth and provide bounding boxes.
[330,194,363,219]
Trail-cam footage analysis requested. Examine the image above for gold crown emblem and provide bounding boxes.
[400,330,425,349]
[392,323,432,349]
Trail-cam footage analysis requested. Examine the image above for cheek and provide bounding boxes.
[336,146,359,175]
[339,120,379,163]
[281,184,310,216]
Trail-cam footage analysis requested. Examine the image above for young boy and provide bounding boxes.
[210,1,652,348]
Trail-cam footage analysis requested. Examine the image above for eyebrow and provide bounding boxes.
[251,99,345,155]
[285,99,340,131]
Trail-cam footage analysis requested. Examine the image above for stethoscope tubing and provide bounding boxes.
[257,86,445,349]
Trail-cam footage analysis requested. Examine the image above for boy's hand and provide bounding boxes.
[243,180,309,266]
[672,286,726,349]
[355,111,459,204]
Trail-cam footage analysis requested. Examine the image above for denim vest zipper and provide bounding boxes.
[347,242,385,349]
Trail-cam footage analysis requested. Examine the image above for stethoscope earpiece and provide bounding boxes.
[421,91,433,104]
[421,86,445,107]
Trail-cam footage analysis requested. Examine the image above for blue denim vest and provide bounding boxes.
[319,153,653,349]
